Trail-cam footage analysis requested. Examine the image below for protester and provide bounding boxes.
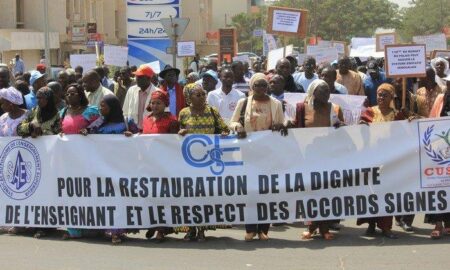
[0,65,12,115]
[86,95,127,135]
[318,64,348,94]
[243,62,254,80]
[183,72,200,105]
[229,73,286,241]
[123,65,157,130]
[57,69,77,93]
[82,70,114,107]
[231,61,250,95]
[36,64,46,74]
[74,65,83,81]
[189,53,200,73]
[13,53,25,75]
[268,73,296,122]
[276,58,303,93]
[114,67,135,107]
[178,83,229,241]
[357,83,409,239]
[94,66,114,91]
[48,81,66,111]
[430,57,449,91]
[414,67,443,117]
[364,60,391,106]
[159,65,185,117]
[0,87,28,136]
[336,57,365,96]
[294,56,318,91]
[202,69,219,93]
[25,70,47,110]
[207,68,245,124]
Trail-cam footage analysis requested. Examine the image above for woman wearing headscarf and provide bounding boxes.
[356,83,408,239]
[177,83,229,241]
[182,72,200,106]
[0,87,28,136]
[229,73,286,241]
[430,57,449,91]
[17,87,61,238]
[426,75,450,239]
[127,90,179,242]
[293,79,344,240]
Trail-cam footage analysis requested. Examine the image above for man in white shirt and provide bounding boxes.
[122,65,157,130]
[82,71,114,107]
[293,56,318,91]
[207,68,245,124]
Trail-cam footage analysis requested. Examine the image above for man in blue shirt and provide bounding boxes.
[13,54,25,75]
[364,60,391,106]
[25,70,47,110]
[293,56,318,92]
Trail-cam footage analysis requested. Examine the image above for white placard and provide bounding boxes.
[145,60,161,74]
[272,9,301,33]
[232,55,251,66]
[104,45,129,67]
[350,45,384,58]
[413,33,447,53]
[376,33,396,51]
[385,44,427,77]
[267,47,285,71]
[306,46,339,64]
[332,42,346,55]
[69,54,97,73]
[177,41,196,57]
[351,37,375,49]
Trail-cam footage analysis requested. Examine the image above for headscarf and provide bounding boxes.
[101,95,125,124]
[184,83,203,97]
[36,87,57,122]
[0,86,23,105]
[377,83,396,109]
[431,57,449,75]
[186,72,200,83]
[151,90,169,107]
[249,73,267,91]
[305,79,328,107]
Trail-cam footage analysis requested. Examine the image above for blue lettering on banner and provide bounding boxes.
[182,135,244,175]
[139,27,166,35]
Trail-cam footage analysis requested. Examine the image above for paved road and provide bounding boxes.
[0,214,449,270]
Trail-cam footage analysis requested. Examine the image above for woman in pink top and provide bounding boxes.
[60,83,99,135]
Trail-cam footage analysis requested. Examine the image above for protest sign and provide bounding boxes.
[0,118,449,228]
[413,33,447,54]
[431,50,450,59]
[350,45,385,58]
[351,37,375,49]
[69,54,97,73]
[385,44,427,78]
[332,41,347,56]
[177,40,196,57]
[376,33,397,52]
[306,46,339,64]
[145,60,161,74]
[104,45,128,67]
[233,55,251,66]
[266,6,308,37]
[267,47,285,71]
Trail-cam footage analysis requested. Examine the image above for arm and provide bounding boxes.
[17,110,36,137]
[229,98,245,132]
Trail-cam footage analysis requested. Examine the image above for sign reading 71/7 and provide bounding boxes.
[145,11,162,19]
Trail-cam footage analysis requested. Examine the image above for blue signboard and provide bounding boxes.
[128,39,172,68]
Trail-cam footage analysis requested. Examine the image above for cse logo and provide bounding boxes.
[0,140,41,200]
[182,135,243,175]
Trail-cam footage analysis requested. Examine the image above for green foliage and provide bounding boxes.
[229,8,267,54]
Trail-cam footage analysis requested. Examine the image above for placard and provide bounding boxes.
[177,41,196,57]
[332,41,347,56]
[431,50,450,59]
[266,6,308,37]
[376,33,397,52]
[385,44,427,78]
[306,46,339,64]
[104,45,129,67]
[232,55,251,66]
[69,54,97,73]
[267,47,285,71]
[413,33,447,54]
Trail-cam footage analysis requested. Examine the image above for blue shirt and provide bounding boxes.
[168,87,177,116]
[25,90,37,110]
[364,72,390,106]
[293,72,318,92]
[13,59,25,74]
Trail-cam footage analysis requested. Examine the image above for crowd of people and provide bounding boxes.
[0,52,449,244]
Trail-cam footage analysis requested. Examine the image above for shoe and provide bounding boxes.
[382,230,398,239]
[401,223,413,232]
[329,223,341,231]
[197,230,206,242]
[183,229,197,241]
[258,232,269,241]
[145,229,155,239]
[245,232,256,241]
[365,223,376,236]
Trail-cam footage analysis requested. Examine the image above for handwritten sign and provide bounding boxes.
[385,44,427,78]
[104,45,128,67]
[177,41,196,57]
[266,6,308,37]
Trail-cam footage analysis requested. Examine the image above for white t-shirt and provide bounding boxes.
[293,72,318,92]
[207,88,245,124]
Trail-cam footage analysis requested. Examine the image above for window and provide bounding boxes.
[16,0,24,28]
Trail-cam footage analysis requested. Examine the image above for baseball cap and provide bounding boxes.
[133,65,155,78]
[29,70,46,86]
[202,70,218,82]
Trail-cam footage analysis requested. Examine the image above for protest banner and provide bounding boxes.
[0,118,449,228]
[385,44,427,108]
[104,45,129,67]
[177,40,196,57]
[431,50,450,59]
[69,54,97,73]
[376,33,397,52]
[266,6,308,37]
[413,33,447,55]
[284,93,366,125]
[306,45,339,64]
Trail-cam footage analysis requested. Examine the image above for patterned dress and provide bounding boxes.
[0,112,28,137]
[17,108,61,136]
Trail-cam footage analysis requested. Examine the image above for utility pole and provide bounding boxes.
[43,0,50,74]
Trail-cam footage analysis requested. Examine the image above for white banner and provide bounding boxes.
[284,93,367,125]
[1,118,449,229]
[104,45,129,67]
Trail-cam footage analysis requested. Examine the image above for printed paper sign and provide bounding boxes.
[177,41,196,57]
[69,54,97,73]
[104,45,129,67]
[272,9,301,33]
[385,44,427,77]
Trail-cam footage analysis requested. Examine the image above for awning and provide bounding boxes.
[0,29,60,51]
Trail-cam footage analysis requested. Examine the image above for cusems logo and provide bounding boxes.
[0,140,41,200]
[419,120,450,188]
[182,135,243,175]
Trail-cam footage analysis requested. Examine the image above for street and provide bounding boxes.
[0,214,449,270]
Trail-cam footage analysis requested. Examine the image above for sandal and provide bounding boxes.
[34,230,46,239]
[322,232,335,240]
[111,235,122,245]
[183,229,197,241]
[301,231,313,240]
[430,229,443,239]
[258,232,269,241]
[245,232,256,241]
[155,231,165,242]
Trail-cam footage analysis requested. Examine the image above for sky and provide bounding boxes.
[389,0,412,8]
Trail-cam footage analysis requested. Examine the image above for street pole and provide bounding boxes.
[170,16,178,68]
[43,0,51,75]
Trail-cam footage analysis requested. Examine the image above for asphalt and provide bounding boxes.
[0,214,449,270]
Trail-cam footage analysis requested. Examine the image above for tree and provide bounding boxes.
[399,0,450,40]
[229,10,266,54]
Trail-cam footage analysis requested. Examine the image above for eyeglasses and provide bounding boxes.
[65,92,79,97]
[253,82,268,88]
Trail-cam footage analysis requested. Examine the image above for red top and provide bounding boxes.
[142,113,178,134]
